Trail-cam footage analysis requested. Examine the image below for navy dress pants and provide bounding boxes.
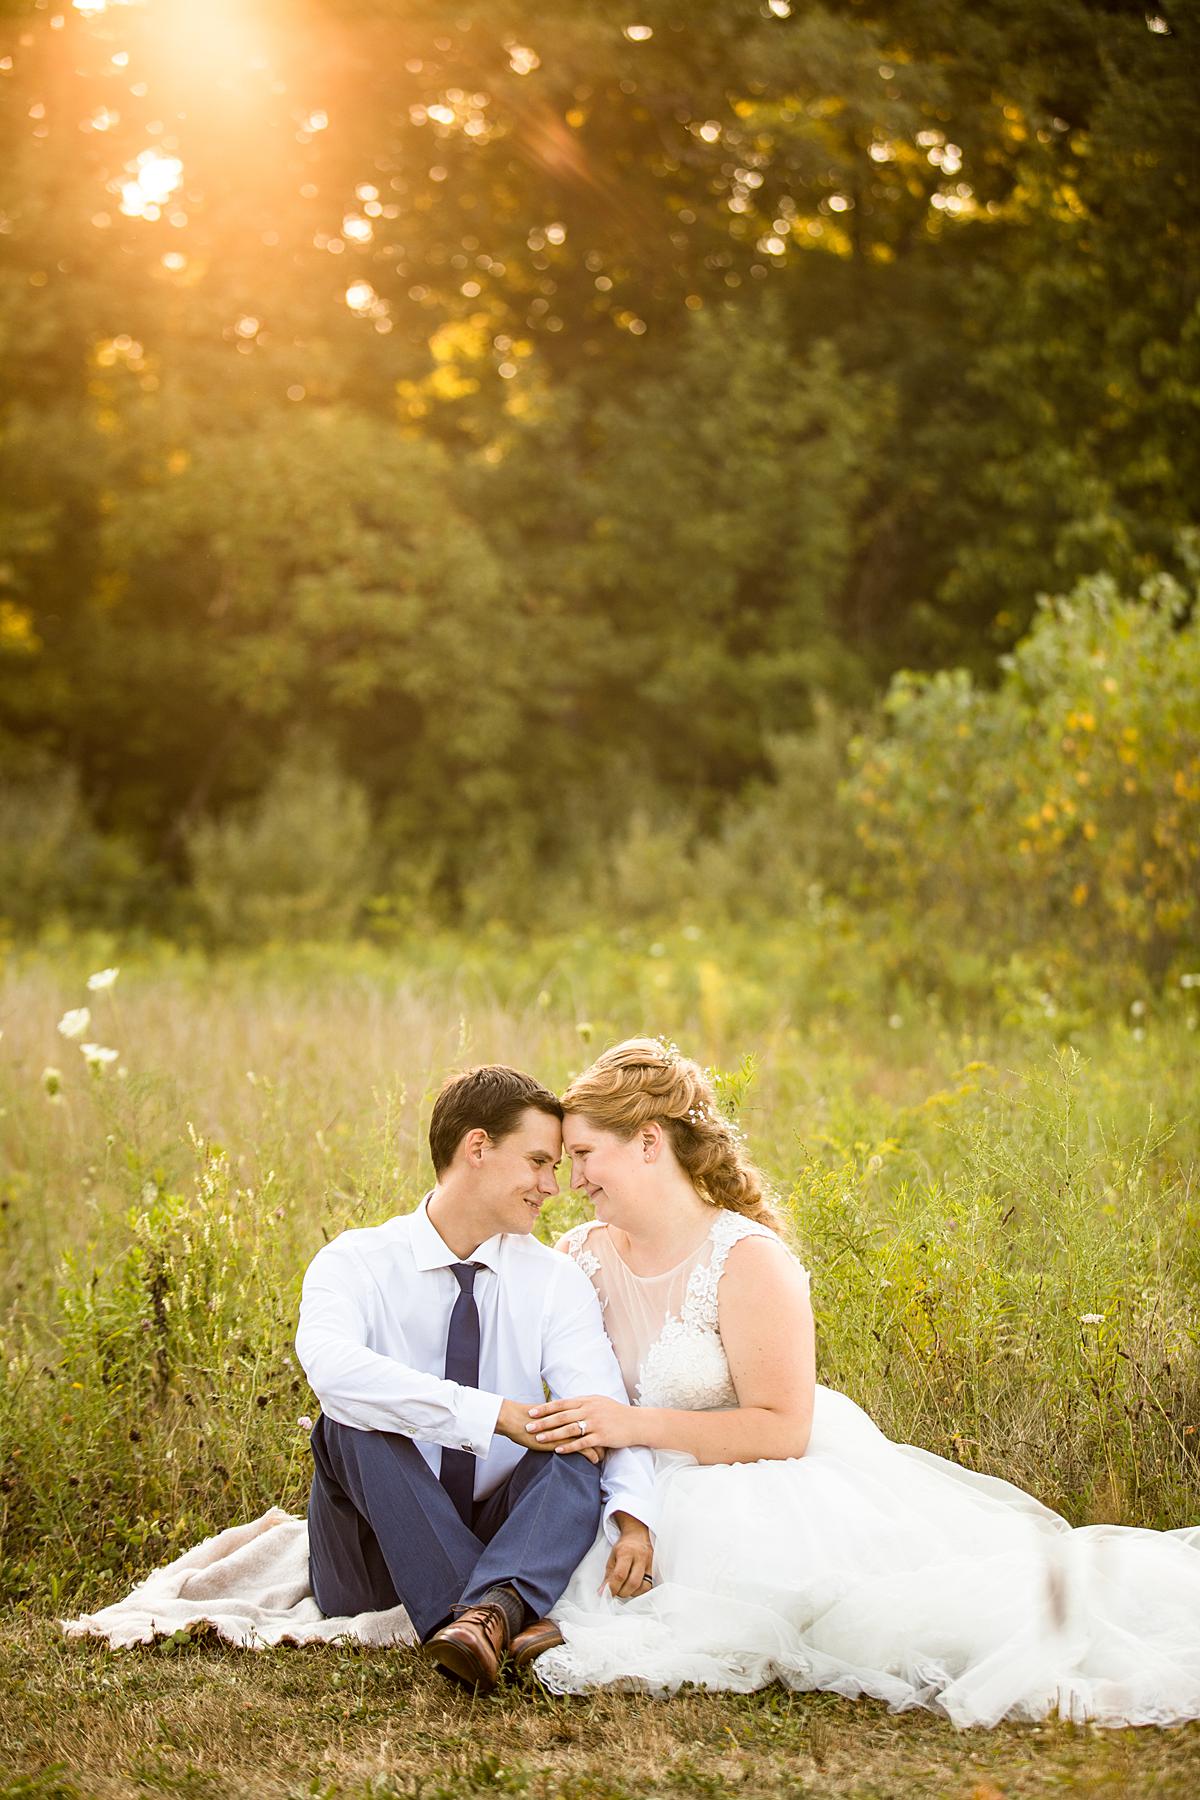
[306,1415,603,1639]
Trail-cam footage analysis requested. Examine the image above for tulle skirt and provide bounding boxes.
[538,1385,1200,1727]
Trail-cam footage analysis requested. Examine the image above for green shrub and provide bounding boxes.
[697,701,863,915]
[0,765,145,935]
[846,570,1200,983]
[186,747,374,945]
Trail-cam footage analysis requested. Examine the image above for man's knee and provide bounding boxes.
[539,1447,604,1526]
[514,1445,600,1486]
[552,1449,603,1492]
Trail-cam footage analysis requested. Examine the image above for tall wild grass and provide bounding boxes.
[0,931,1197,1609]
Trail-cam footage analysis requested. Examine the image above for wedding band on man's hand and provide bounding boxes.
[577,1419,588,1437]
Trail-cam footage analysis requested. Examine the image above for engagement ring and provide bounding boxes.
[577,1419,588,1437]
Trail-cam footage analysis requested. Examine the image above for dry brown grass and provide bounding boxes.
[3,1619,1200,1800]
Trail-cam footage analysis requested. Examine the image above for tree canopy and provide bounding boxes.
[1,0,1196,916]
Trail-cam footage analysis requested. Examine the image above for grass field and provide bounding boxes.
[2,929,1198,1796]
[5,1622,1200,1800]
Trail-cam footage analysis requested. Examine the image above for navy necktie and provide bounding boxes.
[439,1262,481,1525]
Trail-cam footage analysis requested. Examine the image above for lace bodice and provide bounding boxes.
[560,1210,807,1412]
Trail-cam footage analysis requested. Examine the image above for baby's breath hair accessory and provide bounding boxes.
[681,1098,748,1143]
[653,1035,681,1063]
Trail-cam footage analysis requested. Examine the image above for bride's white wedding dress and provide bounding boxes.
[536,1212,1200,1727]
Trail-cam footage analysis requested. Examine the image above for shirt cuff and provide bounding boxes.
[452,1385,504,1458]
[601,1485,658,1544]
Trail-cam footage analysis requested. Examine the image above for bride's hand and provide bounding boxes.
[527,1393,636,1453]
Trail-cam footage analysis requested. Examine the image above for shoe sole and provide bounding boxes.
[427,1638,498,1692]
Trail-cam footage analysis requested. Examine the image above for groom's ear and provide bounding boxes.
[462,1126,490,1165]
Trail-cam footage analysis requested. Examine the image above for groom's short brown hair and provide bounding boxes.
[428,1065,563,1174]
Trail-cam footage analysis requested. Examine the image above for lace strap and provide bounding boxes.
[681,1211,786,1330]
[559,1219,604,1282]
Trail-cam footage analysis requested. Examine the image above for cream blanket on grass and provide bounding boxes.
[61,1507,417,1650]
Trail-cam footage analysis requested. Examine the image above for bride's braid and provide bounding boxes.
[562,1037,780,1231]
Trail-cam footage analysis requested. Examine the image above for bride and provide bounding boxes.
[525,1037,1200,1727]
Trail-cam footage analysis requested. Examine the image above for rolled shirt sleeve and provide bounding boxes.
[539,1259,658,1542]
[295,1239,503,1454]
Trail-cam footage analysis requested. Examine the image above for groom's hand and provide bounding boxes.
[604,1513,653,1599]
[495,1398,553,1450]
[495,1399,601,1463]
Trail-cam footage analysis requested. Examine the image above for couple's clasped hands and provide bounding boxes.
[529,1392,637,1455]
[496,1392,636,1459]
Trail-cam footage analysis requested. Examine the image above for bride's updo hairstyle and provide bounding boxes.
[562,1037,780,1230]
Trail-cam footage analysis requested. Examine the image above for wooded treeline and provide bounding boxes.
[0,0,1197,938]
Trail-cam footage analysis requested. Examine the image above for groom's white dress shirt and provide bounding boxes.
[296,1196,655,1541]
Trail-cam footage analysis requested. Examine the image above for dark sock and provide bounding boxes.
[479,1583,528,1639]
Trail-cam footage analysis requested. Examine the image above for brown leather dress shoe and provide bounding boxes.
[509,1617,565,1669]
[425,1602,510,1691]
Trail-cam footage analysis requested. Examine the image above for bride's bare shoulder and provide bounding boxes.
[720,1227,811,1298]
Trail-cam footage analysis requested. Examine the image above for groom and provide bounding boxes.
[296,1064,655,1690]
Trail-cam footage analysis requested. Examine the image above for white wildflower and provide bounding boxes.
[1079,1313,1105,1325]
[57,1007,91,1040]
[80,1042,119,1071]
[297,1415,314,1433]
[42,1066,63,1100]
[86,966,120,992]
